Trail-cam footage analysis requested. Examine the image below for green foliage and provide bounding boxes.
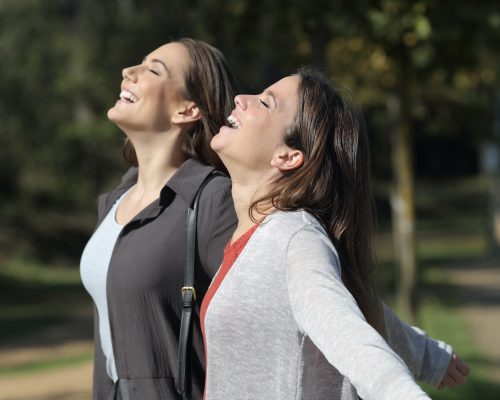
[0,0,499,263]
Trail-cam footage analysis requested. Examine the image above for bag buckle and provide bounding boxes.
[181,286,197,301]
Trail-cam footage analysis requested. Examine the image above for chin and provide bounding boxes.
[107,112,132,136]
[107,107,119,122]
[210,140,229,164]
[209,134,224,153]
[107,108,131,131]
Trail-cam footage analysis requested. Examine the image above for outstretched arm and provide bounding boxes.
[286,226,431,400]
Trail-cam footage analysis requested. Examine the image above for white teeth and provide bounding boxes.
[119,90,139,103]
[227,115,241,129]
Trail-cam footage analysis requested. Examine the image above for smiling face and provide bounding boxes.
[211,75,302,178]
[107,42,191,133]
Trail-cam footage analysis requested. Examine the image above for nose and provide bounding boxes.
[122,65,138,83]
[234,94,251,111]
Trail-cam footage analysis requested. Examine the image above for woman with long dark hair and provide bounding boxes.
[201,67,469,399]
[80,38,238,400]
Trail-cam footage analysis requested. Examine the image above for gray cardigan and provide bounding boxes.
[203,210,451,400]
[89,159,236,400]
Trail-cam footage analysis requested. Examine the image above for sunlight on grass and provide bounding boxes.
[0,351,93,376]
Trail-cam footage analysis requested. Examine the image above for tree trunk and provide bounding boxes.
[487,91,500,254]
[388,52,417,323]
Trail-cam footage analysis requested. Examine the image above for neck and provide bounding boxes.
[229,173,275,243]
[129,128,187,197]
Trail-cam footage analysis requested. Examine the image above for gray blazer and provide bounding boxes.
[90,159,236,400]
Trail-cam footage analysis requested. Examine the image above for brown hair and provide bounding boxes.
[251,67,385,336]
[123,38,237,173]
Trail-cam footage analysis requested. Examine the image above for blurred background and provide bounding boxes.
[0,0,499,399]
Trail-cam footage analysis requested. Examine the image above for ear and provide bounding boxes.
[270,146,304,172]
[171,101,201,125]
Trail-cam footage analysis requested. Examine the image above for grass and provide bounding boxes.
[419,300,500,399]
[0,257,92,344]
[0,257,93,380]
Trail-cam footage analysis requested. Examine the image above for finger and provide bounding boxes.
[443,373,458,388]
[456,357,470,376]
[450,367,467,385]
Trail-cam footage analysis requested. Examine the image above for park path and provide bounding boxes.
[0,334,93,400]
[0,359,92,400]
[0,258,498,399]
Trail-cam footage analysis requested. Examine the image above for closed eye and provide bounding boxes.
[260,99,270,108]
[149,69,160,76]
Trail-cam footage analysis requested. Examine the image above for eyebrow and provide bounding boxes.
[143,57,170,75]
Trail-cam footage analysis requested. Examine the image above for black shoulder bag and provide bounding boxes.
[177,171,221,400]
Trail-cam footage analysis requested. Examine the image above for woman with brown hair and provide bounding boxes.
[80,38,237,399]
[201,67,469,399]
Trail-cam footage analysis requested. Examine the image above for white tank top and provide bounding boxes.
[80,189,129,382]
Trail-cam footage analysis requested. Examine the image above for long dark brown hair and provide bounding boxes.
[123,38,237,173]
[251,67,385,336]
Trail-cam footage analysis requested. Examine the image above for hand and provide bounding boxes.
[437,352,470,389]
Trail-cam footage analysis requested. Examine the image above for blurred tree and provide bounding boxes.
[0,0,121,262]
[0,0,204,261]
[322,0,500,320]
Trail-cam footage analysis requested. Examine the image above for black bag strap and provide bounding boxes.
[177,170,222,399]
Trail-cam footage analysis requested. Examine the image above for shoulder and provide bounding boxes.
[263,210,327,239]
[167,158,231,207]
[262,211,340,269]
[192,166,235,230]
[195,172,232,218]
[199,172,232,199]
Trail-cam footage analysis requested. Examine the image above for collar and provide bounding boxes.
[164,158,217,207]
[98,159,217,224]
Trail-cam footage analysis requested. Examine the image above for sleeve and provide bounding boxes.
[196,175,237,278]
[285,226,431,400]
[383,303,452,386]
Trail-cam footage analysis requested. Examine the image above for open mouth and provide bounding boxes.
[226,114,241,129]
[119,89,139,103]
